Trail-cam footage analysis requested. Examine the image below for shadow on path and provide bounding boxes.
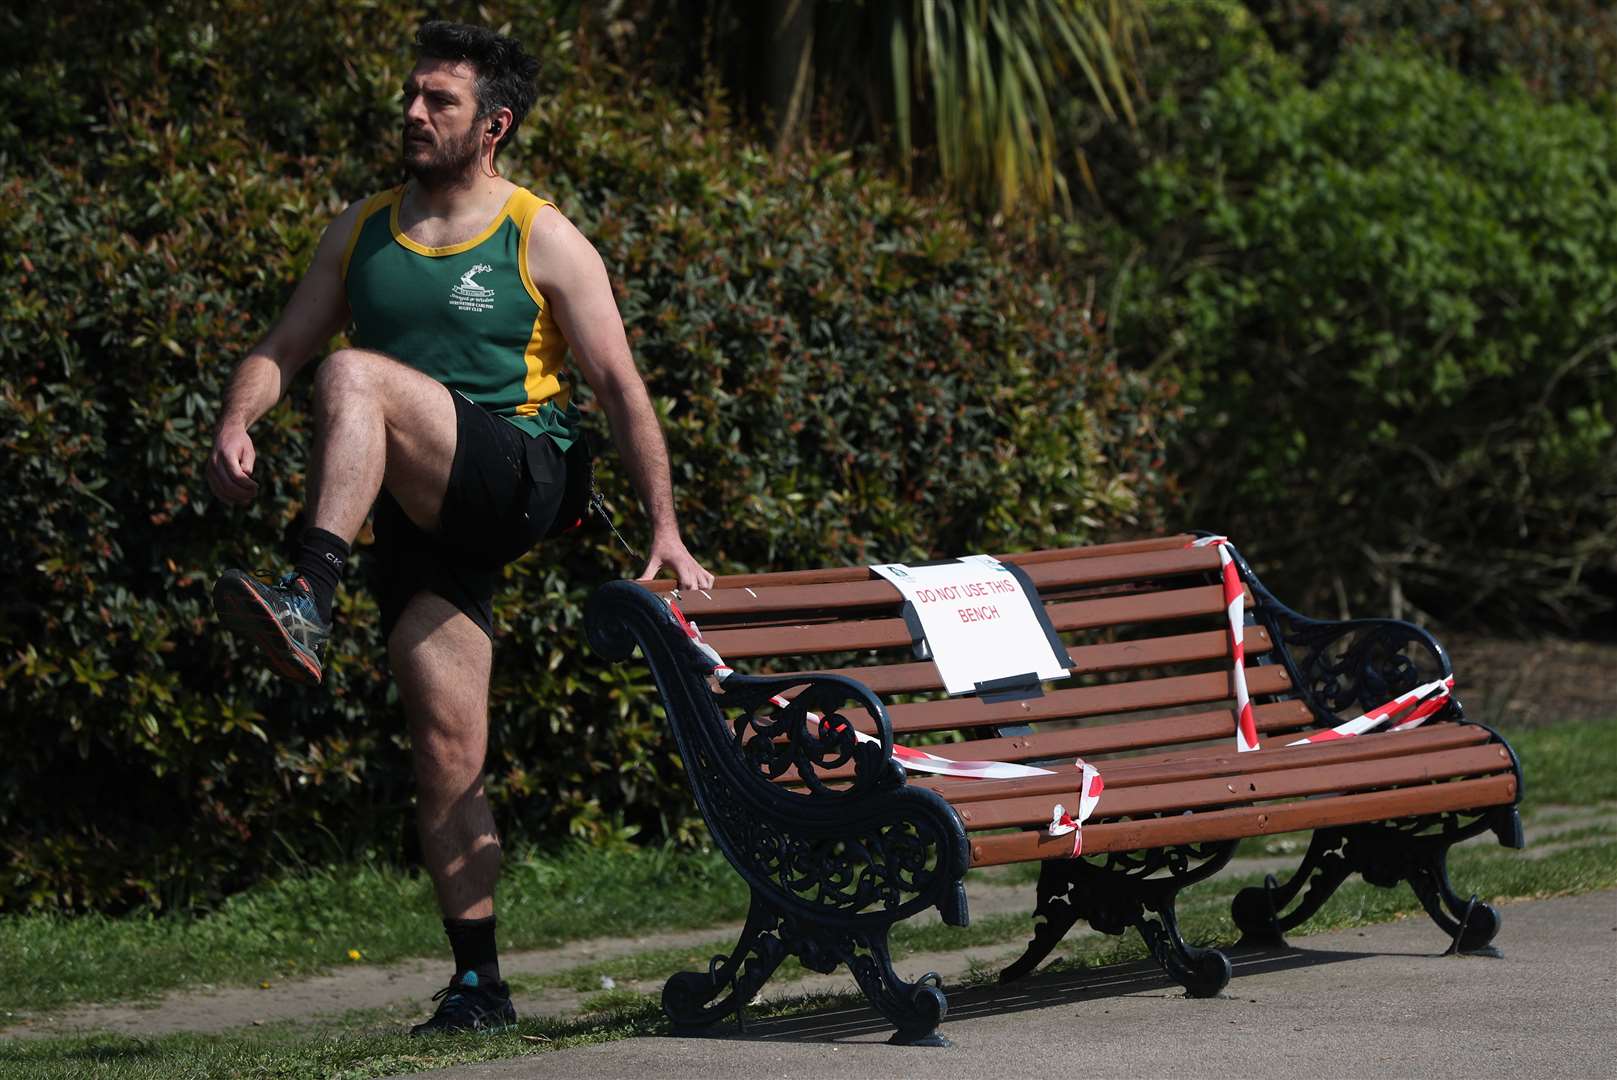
[716,943,1375,1044]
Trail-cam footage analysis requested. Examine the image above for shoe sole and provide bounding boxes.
[213,572,323,686]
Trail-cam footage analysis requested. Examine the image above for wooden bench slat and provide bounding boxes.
[888,697,1309,753]
[701,582,1249,659]
[1064,625,1272,676]
[636,535,1200,593]
[967,773,1518,866]
[657,547,1224,621]
[779,700,1315,786]
[774,625,1274,696]
[882,661,1294,733]
[920,723,1493,803]
[997,535,1201,564]
[951,742,1513,831]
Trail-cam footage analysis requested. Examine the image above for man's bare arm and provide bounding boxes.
[529,206,713,590]
[207,203,359,505]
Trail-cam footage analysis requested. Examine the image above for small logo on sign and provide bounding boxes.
[450,263,495,312]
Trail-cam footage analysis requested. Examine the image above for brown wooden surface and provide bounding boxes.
[779,700,1316,786]
[881,662,1293,734]
[891,698,1311,754]
[701,582,1249,659]
[636,535,1200,593]
[661,546,1224,622]
[951,743,1513,831]
[768,625,1273,696]
[919,723,1493,804]
[967,774,1518,866]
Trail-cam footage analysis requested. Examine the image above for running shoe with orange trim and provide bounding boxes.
[212,570,330,685]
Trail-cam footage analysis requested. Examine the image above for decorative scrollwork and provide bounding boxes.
[1086,835,1235,882]
[585,580,970,938]
[1283,618,1445,718]
[663,893,790,1032]
[1233,809,1508,952]
[1212,541,1460,728]
[784,917,949,1044]
[719,672,901,798]
[697,745,963,922]
[663,888,953,1044]
[1001,836,1237,987]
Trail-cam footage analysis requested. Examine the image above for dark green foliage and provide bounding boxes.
[1104,33,1617,630]
[1244,0,1617,104]
[0,2,1176,910]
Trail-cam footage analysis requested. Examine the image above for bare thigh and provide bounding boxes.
[315,347,460,532]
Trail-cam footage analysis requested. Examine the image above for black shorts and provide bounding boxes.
[369,391,588,641]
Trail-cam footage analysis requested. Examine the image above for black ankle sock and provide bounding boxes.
[443,916,501,985]
[293,527,348,622]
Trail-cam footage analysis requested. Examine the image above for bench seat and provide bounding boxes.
[586,533,1523,1044]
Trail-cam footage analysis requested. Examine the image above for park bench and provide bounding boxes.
[584,533,1524,1045]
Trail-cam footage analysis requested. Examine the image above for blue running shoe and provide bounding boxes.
[409,970,517,1036]
[212,570,330,685]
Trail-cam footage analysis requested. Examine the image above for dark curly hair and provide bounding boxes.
[414,20,540,160]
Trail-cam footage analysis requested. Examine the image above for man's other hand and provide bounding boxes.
[638,535,715,591]
[207,425,260,506]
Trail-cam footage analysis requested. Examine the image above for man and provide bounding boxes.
[205,21,713,1035]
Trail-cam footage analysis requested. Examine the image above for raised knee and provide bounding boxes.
[314,348,383,403]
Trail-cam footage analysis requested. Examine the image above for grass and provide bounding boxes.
[1,844,746,1015]
[504,908,1045,997]
[4,717,1614,1078]
[1502,717,1617,806]
[0,998,669,1080]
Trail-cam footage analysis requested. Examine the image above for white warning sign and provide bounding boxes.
[870,555,1071,696]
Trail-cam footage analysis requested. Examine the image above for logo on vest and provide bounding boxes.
[449,263,496,312]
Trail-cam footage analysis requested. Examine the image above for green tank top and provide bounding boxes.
[340,186,580,449]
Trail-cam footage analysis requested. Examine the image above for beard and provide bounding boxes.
[401,123,482,190]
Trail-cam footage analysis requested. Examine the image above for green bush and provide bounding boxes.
[1243,0,1617,105]
[0,2,1179,910]
[1104,42,1617,630]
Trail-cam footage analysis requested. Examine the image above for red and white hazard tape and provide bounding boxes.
[1045,759,1104,856]
[1190,536,1260,753]
[1286,676,1454,746]
[663,596,1103,853]
[881,741,1058,779]
[666,603,733,683]
[1179,539,1456,751]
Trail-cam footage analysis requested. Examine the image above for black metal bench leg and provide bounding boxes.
[826,923,951,1046]
[1231,828,1354,948]
[1136,885,1232,998]
[1000,859,1083,983]
[1356,820,1504,955]
[1233,819,1506,956]
[663,889,790,1034]
[1402,837,1503,955]
[1002,843,1236,997]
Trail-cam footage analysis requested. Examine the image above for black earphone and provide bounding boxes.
[488,121,501,136]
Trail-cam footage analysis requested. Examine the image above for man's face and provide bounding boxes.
[401,59,483,187]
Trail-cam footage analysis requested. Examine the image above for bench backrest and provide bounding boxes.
[641,535,1319,762]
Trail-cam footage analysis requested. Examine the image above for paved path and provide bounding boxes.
[8,811,1609,1039]
[410,890,1617,1080]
